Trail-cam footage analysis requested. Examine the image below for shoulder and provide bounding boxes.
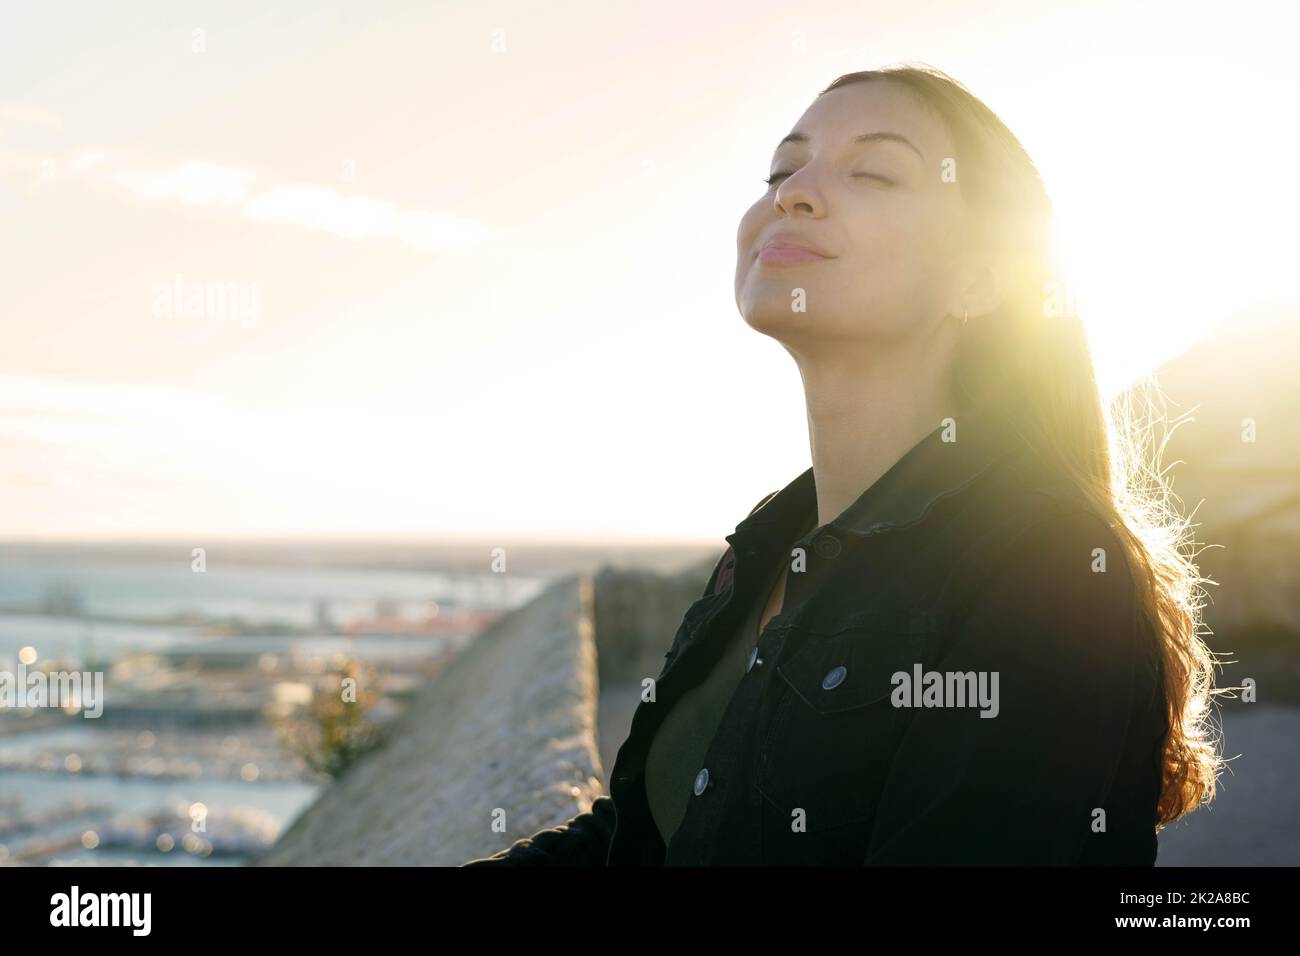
[980,471,1138,611]
[958,452,1136,597]
[960,497,1151,681]
[747,490,779,517]
[946,457,1144,639]
[1012,505,1137,602]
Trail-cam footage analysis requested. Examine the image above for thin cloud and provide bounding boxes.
[244,185,495,252]
[55,149,496,253]
[112,159,256,207]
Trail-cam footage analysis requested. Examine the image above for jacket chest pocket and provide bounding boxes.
[755,617,930,838]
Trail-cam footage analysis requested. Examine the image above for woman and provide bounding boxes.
[463,64,1222,866]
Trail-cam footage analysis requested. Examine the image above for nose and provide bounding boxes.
[773,165,823,218]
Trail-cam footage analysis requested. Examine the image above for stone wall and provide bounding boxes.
[591,558,717,684]
[258,573,605,866]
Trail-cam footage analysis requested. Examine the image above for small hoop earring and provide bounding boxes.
[961,307,969,327]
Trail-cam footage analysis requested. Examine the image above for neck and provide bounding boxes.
[794,339,959,529]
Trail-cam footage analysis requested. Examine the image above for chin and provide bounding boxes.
[738,302,820,337]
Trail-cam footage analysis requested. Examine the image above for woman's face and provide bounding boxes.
[735,81,972,352]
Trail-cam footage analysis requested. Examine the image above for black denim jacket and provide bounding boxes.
[463,414,1168,866]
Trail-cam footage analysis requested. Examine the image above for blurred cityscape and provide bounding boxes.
[0,542,551,866]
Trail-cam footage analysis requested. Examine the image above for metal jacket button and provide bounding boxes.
[822,665,847,690]
[746,646,762,672]
[813,533,842,559]
[693,767,710,795]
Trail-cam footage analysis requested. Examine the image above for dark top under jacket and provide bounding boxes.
[462,410,1169,866]
[643,512,817,845]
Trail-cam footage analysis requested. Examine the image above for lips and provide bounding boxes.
[756,233,833,265]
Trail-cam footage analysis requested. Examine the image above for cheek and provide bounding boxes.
[735,200,771,297]
[736,198,768,252]
[844,214,947,300]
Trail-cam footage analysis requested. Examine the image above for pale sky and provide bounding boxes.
[1,0,1297,541]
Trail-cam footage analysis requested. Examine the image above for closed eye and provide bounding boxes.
[763,171,895,188]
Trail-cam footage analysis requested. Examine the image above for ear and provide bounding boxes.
[952,248,1006,321]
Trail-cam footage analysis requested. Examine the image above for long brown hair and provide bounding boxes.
[819,63,1223,826]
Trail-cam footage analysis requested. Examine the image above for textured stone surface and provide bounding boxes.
[258,573,604,866]
[591,559,717,684]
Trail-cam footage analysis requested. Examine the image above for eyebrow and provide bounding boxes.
[775,130,925,162]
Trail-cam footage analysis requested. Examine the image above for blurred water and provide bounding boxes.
[0,554,537,626]
[0,614,183,666]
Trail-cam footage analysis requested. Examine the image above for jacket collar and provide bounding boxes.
[729,412,1031,549]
